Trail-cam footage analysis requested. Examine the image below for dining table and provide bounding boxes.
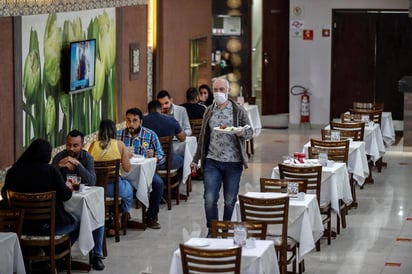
[303,140,369,186]
[272,162,353,215]
[243,103,262,137]
[0,232,26,274]
[63,186,105,256]
[169,237,279,274]
[381,112,396,146]
[364,123,386,163]
[121,156,157,208]
[173,136,197,186]
[231,192,324,261]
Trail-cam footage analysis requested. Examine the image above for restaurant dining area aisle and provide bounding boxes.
[76,127,412,274]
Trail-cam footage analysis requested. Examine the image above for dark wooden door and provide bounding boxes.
[261,0,289,115]
[331,10,411,120]
[331,11,376,118]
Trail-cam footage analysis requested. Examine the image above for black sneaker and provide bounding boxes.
[146,218,161,229]
[93,256,105,271]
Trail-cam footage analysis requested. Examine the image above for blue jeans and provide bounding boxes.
[146,173,164,220]
[92,226,104,258]
[107,177,133,212]
[55,214,80,245]
[157,152,184,170]
[203,158,243,228]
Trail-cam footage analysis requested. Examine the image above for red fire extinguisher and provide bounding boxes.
[300,90,310,123]
[290,85,310,123]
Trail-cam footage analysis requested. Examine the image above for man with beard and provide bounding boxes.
[117,107,165,229]
[52,130,105,270]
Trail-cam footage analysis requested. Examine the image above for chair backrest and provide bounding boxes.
[278,163,322,204]
[238,194,289,268]
[189,119,203,140]
[259,178,307,193]
[210,220,267,240]
[308,139,349,165]
[179,243,242,274]
[94,159,121,200]
[330,121,365,141]
[158,136,174,174]
[352,101,384,111]
[0,208,24,238]
[349,108,382,125]
[321,128,359,141]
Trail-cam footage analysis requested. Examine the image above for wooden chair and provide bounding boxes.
[308,139,350,234]
[330,121,365,141]
[349,108,383,126]
[321,128,359,141]
[278,163,331,252]
[260,178,307,193]
[179,243,241,274]
[6,191,71,274]
[352,101,384,111]
[94,159,125,245]
[238,194,296,274]
[0,208,24,238]
[210,220,267,240]
[157,136,180,210]
[189,119,203,140]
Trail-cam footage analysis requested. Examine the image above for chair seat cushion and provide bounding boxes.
[21,234,67,240]
[267,234,298,248]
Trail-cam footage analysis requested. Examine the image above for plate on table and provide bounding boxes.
[188,239,210,247]
[213,126,242,134]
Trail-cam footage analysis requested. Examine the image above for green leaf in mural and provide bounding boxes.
[63,17,83,45]
[23,34,41,105]
[45,95,56,135]
[98,10,116,74]
[44,12,62,87]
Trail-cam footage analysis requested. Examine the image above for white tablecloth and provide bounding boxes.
[272,162,352,215]
[0,232,26,274]
[303,141,369,186]
[232,192,323,260]
[381,112,396,146]
[173,136,197,184]
[364,124,386,162]
[121,157,157,208]
[64,186,105,255]
[244,104,262,137]
[169,238,279,274]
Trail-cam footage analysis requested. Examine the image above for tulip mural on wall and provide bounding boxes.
[21,8,116,148]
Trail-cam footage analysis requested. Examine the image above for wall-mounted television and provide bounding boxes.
[62,39,96,94]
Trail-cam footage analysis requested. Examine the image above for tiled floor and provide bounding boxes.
[72,127,412,274]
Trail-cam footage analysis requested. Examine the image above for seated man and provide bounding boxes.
[181,87,206,120]
[143,100,185,170]
[117,108,165,229]
[52,130,105,271]
[157,90,192,136]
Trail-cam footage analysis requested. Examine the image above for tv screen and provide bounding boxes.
[67,39,96,94]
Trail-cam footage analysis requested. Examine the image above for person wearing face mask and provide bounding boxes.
[190,78,254,236]
[117,107,165,229]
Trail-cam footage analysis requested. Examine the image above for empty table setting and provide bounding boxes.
[303,140,369,186]
[0,232,25,274]
[272,161,352,215]
[63,186,105,256]
[231,192,324,260]
[169,237,279,274]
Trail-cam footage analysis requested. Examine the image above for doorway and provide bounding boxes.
[331,10,412,120]
[260,0,289,115]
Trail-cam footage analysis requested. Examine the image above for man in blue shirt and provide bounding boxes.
[143,100,185,170]
[117,108,164,229]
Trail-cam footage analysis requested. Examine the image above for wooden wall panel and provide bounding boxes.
[157,0,212,104]
[116,6,148,121]
[0,18,15,167]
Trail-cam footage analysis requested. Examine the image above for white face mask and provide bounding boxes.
[213,92,227,105]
